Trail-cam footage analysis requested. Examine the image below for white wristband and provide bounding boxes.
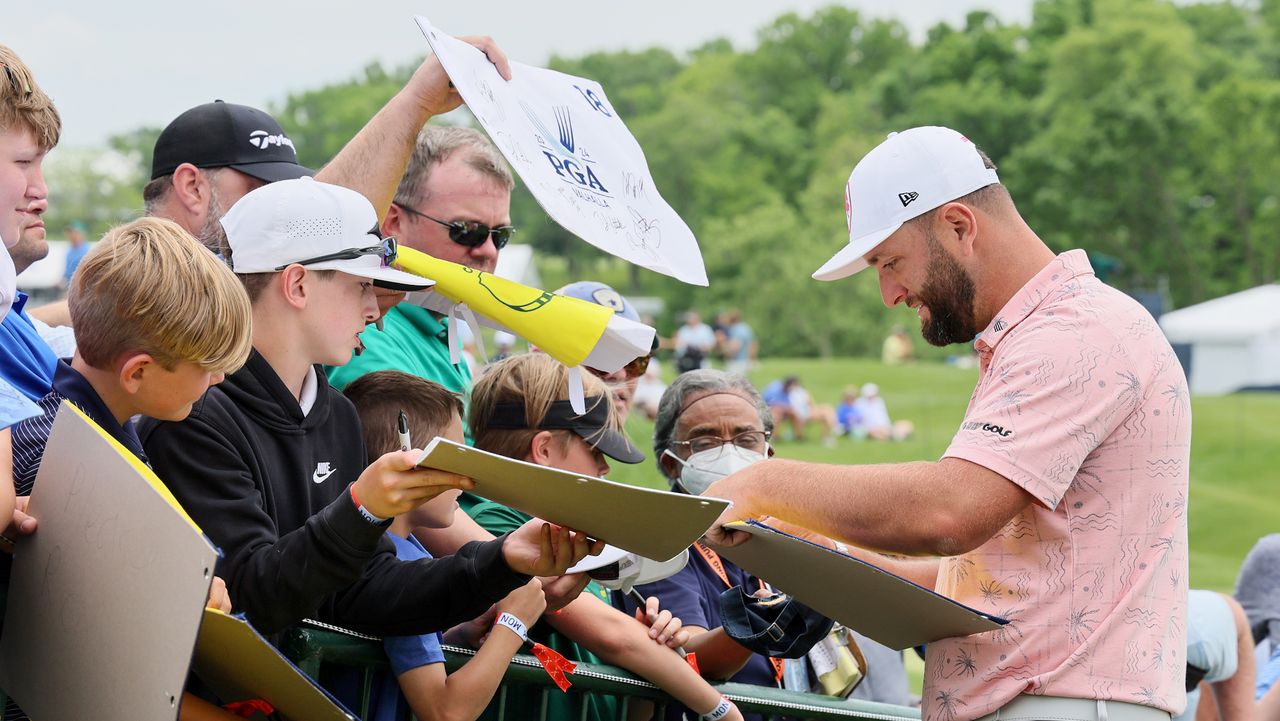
[701,696,732,721]
[494,612,528,642]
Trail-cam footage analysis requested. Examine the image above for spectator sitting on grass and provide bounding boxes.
[852,383,913,441]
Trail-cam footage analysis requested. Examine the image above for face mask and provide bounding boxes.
[664,445,768,496]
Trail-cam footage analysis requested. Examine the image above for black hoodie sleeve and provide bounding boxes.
[142,411,529,636]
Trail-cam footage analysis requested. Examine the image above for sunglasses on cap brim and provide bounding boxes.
[277,236,397,271]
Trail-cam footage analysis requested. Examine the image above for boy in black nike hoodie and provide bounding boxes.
[139,178,596,637]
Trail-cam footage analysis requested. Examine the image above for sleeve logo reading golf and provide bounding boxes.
[962,421,1014,438]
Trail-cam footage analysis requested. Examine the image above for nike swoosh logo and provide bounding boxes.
[312,468,336,484]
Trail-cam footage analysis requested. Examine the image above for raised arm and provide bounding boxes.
[315,37,511,221]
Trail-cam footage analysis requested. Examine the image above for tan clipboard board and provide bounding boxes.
[715,521,1006,650]
[0,404,219,721]
[192,609,357,721]
[415,437,728,560]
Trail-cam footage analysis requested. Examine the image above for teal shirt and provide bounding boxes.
[326,304,473,421]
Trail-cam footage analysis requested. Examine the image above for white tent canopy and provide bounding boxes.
[1160,284,1280,395]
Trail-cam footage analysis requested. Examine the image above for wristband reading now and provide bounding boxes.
[494,612,529,642]
[701,696,733,721]
[349,485,392,527]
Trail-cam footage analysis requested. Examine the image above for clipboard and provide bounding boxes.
[415,437,728,560]
[0,404,219,721]
[192,609,357,721]
[715,520,1006,650]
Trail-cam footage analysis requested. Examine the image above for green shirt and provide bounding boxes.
[325,305,474,439]
[461,492,620,721]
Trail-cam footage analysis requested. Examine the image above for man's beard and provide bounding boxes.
[916,229,979,347]
[196,185,227,255]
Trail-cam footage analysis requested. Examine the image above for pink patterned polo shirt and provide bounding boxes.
[928,250,1190,721]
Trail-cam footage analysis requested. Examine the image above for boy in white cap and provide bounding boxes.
[139,178,597,638]
[707,127,1190,721]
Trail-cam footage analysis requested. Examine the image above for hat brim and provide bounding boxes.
[811,224,900,281]
[573,426,645,464]
[306,260,436,291]
[229,160,316,183]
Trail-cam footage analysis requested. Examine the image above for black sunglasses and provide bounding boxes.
[276,237,397,271]
[395,202,515,250]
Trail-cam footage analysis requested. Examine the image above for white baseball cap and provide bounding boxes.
[220,177,434,291]
[812,126,1000,281]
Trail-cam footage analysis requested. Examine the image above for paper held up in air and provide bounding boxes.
[396,247,654,411]
[415,437,728,562]
[716,520,1007,651]
[415,15,707,286]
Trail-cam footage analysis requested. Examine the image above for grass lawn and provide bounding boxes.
[611,357,1280,593]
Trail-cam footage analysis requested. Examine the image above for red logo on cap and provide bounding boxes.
[844,184,853,232]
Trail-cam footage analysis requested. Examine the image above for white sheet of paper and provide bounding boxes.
[0,404,218,721]
[415,437,727,560]
[417,16,708,286]
[716,521,1006,650]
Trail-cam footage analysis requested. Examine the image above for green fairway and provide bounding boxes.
[611,357,1279,593]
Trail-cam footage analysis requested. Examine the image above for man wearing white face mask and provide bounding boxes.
[632,369,913,709]
[626,369,782,716]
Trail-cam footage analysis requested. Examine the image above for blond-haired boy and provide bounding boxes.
[7,217,252,721]
[11,215,252,493]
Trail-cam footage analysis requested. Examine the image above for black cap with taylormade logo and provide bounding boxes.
[150,100,315,182]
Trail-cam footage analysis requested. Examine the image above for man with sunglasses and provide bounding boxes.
[27,37,513,329]
[327,126,515,397]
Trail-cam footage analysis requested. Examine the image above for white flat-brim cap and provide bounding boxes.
[221,177,434,291]
[813,126,1000,281]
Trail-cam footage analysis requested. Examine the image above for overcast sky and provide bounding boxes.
[9,1,1032,149]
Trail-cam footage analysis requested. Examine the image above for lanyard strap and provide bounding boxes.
[693,542,785,683]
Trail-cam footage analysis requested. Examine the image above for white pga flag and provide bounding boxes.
[417,16,708,286]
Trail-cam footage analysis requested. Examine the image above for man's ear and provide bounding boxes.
[382,203,407,238]
[658,447,683,481]
[117,352,156,395]
[170,164,212,226]
[938,202,980,257]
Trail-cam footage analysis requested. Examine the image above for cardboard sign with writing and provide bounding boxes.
[0,404,217,721]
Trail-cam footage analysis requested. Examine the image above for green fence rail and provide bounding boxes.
[283,624,922,721]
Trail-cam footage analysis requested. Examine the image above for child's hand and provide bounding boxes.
[352,450,475,519]
[501,519,603,577]
[1,496,37,554]
[539,572,591,612]
[443,605,498,648]
[206,576,232,613]
[497,578,546,627]
[634,596,690,649]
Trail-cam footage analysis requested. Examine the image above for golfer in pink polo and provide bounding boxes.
[704,127,1189,721]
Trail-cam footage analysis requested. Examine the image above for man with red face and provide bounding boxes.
[706,127,1191,721]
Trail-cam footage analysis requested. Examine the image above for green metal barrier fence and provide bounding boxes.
[283,624,922,721]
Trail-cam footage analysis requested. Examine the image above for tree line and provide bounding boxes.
[49,0,1280,357]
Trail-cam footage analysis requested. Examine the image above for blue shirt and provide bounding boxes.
[64,243,89,283]
[761,380,789,407]
[328,534,446,721]
[0,293,58,402]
